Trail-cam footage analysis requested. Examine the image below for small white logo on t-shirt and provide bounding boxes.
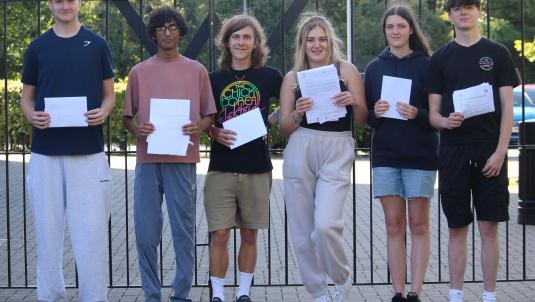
[83,41,91,47]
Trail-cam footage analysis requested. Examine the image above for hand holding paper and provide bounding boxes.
[453,83,495,119]
[147,98,191,156]
[380,76,412,120]
[222,107,267,150]
[297,64,346,124]
[45,96,88,127]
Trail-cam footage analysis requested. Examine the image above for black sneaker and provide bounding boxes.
[406,292,421,302]
[236,295,252,302]
[211,298,223,302]
[392,293,407,302]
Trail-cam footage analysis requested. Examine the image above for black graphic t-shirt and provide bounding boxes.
[208,65,283,173]
[426,38,519,145]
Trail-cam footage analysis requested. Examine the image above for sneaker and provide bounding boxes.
[314,296,330,302]
[392,293,407,302]
[236,295,251,302]
[333,276,352,302]
[211,298,223,302]
[406,292,421,302]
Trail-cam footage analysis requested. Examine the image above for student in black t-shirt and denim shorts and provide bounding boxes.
[203,14,282,302]
[427,1,519,302]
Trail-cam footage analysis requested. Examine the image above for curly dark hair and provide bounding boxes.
[445,0,481,11]
[148,5,188,40]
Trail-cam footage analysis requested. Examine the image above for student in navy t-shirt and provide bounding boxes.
[20,0,115,301]
[427,1,518,302]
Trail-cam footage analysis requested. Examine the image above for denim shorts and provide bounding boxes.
[372,167,437,199]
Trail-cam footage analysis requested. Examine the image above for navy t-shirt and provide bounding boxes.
[22,26,114,155]
[426,38,519,145]
[208,66,282,173]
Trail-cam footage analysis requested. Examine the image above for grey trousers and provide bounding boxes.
[283,127,354,298]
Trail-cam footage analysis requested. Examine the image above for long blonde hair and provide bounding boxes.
[293,13,345,72]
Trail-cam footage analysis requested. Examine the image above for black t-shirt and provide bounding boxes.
[208,65,283,173]
[426,38,519,145]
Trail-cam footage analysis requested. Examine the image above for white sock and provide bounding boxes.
[236,272,254,298]
[483,290,496,302]
[449,289,464,302]
[210,276,225,301]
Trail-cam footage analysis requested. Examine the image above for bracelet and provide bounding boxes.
[291,110,302,127]
[207,125,215,139]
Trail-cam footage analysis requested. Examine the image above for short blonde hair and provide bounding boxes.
[215,14,269,71]
[293,13,345,72]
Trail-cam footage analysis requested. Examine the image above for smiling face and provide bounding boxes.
[153,20,181,52]
[228,26,256,66]
[448,4,481,32]
[305,26,329,67]
[384,14,412,51]
[47,0,81,24]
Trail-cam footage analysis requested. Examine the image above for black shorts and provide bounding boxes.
[439,144,509,228]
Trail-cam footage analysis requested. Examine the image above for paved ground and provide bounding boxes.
[0,151,534,301]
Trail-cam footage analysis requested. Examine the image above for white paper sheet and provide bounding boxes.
[297,64,346,124]
[380,76,412,120]
[147,98,191,156]
[44,96,88,127]
[453,83,495,119]
[222,107,267,150]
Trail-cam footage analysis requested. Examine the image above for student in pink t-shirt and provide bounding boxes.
[122,6,216,302]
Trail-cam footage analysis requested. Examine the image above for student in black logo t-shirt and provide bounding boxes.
[426,1,519,302]
[203,14,282,302]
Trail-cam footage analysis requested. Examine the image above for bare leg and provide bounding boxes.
[407,198,430,295]
[478,221,499,292]
[448,226,469,290]
[238,228,258,273]
[210,229,231,277]
[380,195,407,295]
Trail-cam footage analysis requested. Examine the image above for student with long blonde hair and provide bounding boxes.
[279,13,367,302]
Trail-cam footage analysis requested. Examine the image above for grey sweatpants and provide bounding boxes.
[28,152,112,302]
[283,127,355,298]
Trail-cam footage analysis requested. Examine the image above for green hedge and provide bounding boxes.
[0,79,370,152]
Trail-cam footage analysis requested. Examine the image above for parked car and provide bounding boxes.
[511,84,535,144]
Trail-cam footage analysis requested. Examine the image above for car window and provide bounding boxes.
[513,89,535,107]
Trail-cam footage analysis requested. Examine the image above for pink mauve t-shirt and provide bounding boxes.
[123,55,216,163]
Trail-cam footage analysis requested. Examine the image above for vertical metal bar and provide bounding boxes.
[124,131,130,286]
[3,0,11,288]
[369,152,373,284]
[520,0,527,281]
[104,0,114,287]
[471,209,475,281]
[438,194,442,282]
[282,0,289,287]
[349,0,357,283]
[315,0,319,12]
[139,0,143,61]
[506,221,509,280]
[486,0,490,39]
[233,227,238,285]
[23,147,28,286]
[37,1,41,34]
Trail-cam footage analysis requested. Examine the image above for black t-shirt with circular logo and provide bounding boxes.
[426,38,519,145]
[208,65,283,173]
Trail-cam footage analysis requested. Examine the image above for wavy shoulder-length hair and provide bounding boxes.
[215,14,269,71]
[293,13,345,72]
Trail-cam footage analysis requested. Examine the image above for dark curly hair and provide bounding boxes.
[445,0,481,11]
[148,5,188,40]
